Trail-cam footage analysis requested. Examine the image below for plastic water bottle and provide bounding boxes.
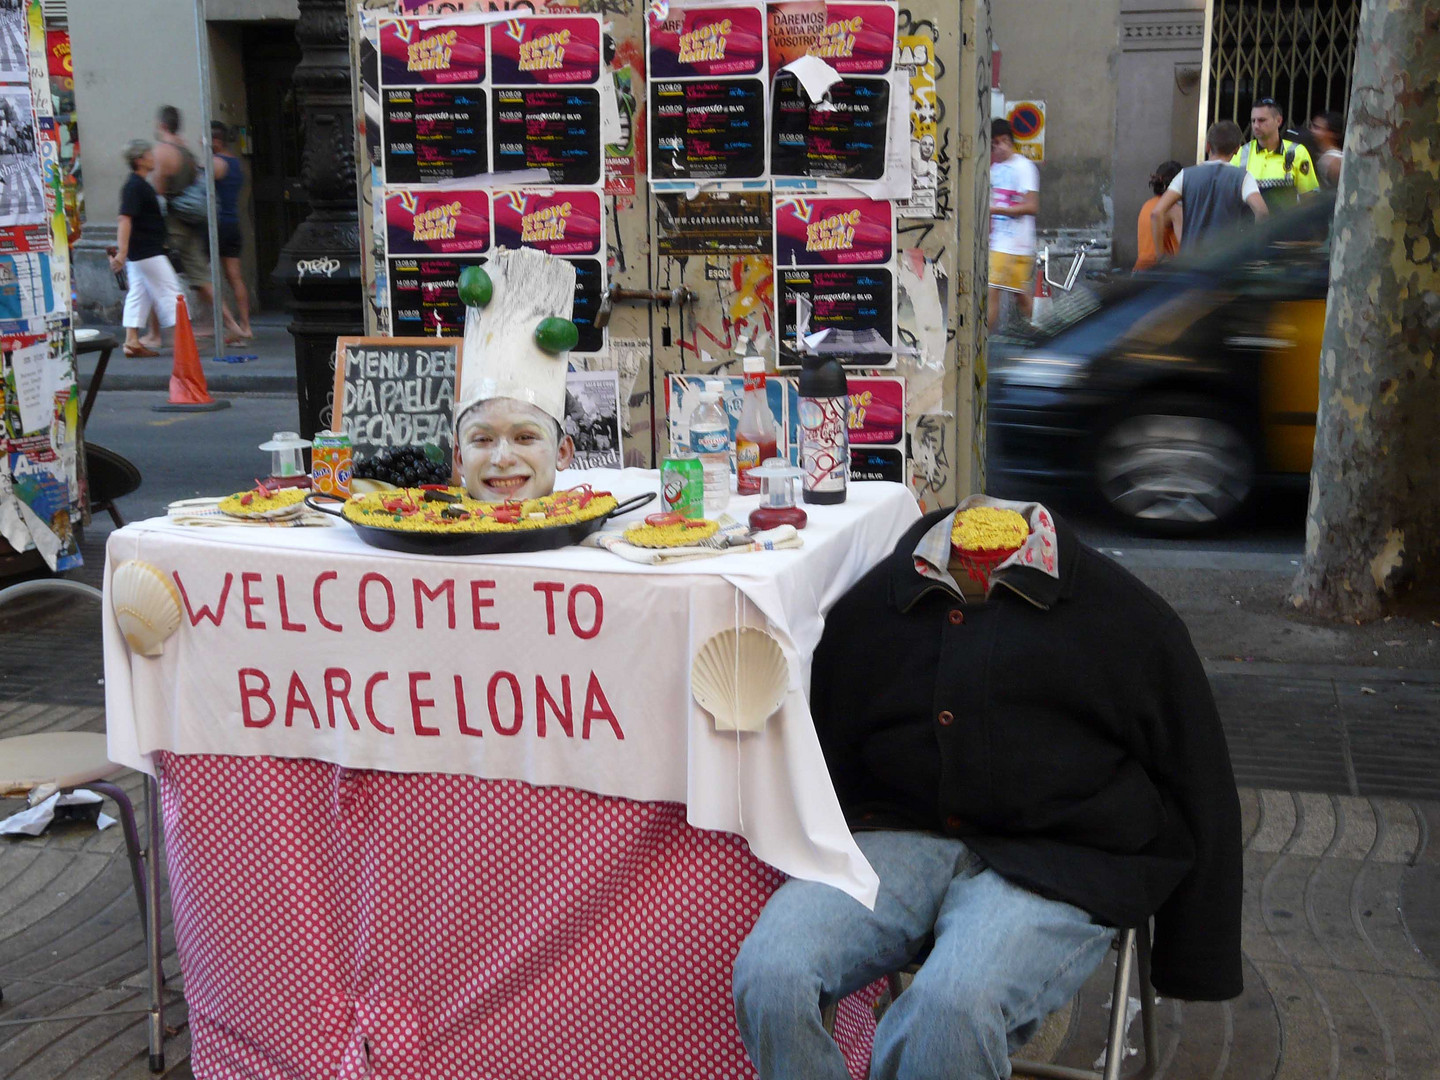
[688,384,731,515]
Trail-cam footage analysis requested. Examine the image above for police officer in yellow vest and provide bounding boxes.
[1231,98,1319,213]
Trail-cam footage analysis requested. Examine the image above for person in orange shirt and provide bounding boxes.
[1134,161,1184,270]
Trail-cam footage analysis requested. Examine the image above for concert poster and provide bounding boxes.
[491,87,602,186]
[777,266,895,367]
[566,257,604,354]
[378,19,487,86]
[648,5,765,79]
[765,1,895,75]
[384,190,491,257]
[774,195,892,266]
[388,255,487,337]
[649,78,765,180]
[492,189,603,257]
[383,87,488,185]
[490,16,602,85]
[770,74,888,180]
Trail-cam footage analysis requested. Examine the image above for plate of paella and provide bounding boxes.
[306,485,654,555]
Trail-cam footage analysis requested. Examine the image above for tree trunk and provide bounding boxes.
[1288,0,1440,621]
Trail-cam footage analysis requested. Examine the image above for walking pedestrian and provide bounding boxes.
[1150,121,1268,259]
[151,104,242,341]
[987,118,1039,330]
[210,121,252,340]
[1134,160,1184,270]
[111,139,182,358]
[1308,111,1344,188]
[1230,98,1318,212]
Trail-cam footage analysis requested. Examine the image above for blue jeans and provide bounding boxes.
[733,831,1116,1080]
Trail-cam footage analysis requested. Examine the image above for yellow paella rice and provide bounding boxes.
[218,487,308,519]
[341,486,618,534]
[951,506,1029,552]
[623,519,720,548]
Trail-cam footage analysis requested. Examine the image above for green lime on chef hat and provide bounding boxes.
[455,248,577,427]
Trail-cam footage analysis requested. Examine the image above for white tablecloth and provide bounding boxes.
[103,469,920,906]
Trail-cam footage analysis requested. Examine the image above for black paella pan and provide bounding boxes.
[305,490,656,556]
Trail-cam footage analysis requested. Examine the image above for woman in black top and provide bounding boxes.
[210,121,251,340]
[111,139,186,357]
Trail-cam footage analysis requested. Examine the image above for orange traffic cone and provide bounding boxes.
[152,294,230,413]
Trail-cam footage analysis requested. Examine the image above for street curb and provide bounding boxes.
[80,373,296,394]
[1205,659,1440,684]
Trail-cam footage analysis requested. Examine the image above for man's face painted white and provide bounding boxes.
[454,397,575,501]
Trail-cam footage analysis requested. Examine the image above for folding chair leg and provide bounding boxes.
[1101,928,1135,1080]
[88,781,147,932]
[1136,924,1158,1075]
[145,774,166,1073]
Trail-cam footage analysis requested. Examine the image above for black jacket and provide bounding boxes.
[810,508,1243,1001]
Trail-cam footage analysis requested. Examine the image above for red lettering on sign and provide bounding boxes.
[174,571,233,627]
[536,674,573,737]
[277,575,307,632]
[239,668,274,727]
[365,672,393,733]
[409,672,440,736]
[455,674,483,736]
[533,581,565,635]
[241,572,267,630]
[567,584,603,639]
[360,572,396,631]
[314,571,343,631]
[488,671,523,735]
[414,578,456,630]
[582,673,624,740]
[470,579,500,630]
[285,672,321,728]
[324,668,359,730]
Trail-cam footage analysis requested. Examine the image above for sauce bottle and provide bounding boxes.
[735,357,778,496]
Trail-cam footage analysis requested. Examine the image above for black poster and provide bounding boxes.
[383,88,489,185]
[770,74,888,180]
[388,256,487,337]
[491,88,602,186]
[568,258,604,354]
[656,191,773,257]
[778,267,895,367]
[650,79,765,180]
[850,446,905,483]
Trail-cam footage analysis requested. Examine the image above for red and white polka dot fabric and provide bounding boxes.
[157,754,881,1079]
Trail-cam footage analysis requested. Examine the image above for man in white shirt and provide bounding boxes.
[987,119,1040,328]
[1151,120,1268,259]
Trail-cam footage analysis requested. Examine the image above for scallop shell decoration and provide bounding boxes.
[691,627,791,733]
[111,560,183,657]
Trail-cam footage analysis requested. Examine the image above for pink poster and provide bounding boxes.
[649,5,765,78]
[379,20,487,86]
[492,190,604,256]
[775,196,893,266]
[810,2,895,74]
[766,1,894,75]
[846,377,906,445]
[385,190,491,256]
[491,16,602,85]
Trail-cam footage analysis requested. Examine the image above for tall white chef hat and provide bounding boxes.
[455,247,577,426]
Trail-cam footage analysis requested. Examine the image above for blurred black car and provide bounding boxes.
[988,194,1333,532]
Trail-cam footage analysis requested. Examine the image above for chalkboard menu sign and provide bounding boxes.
[332,337,463,459]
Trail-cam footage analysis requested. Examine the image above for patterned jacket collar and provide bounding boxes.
[891,497,1073,613]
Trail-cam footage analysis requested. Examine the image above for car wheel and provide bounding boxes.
[1093,397,1255,532]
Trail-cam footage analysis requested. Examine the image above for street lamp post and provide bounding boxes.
[275,0,364,439]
